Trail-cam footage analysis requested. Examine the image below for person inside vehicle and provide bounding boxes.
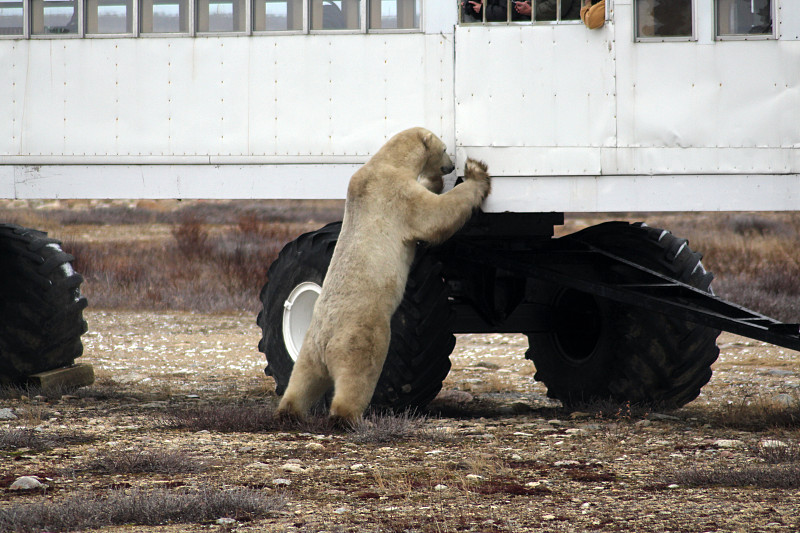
[462,0,527,22]
[513,0,580,21]
[580,0,605,29]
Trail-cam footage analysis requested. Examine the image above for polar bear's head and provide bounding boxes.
[417,130,455,194]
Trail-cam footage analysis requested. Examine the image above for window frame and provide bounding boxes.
[30,0,83,38]
[308,0,364,34]
[366,0,421,32]
[714,0,776,41]
[0,0,28,38]
[195,0,250,35]
[457,0,585,26]
[4,0,425,38]
[85,0,137,37]
[140,0,193,36]
[252,0,306,34]
[633,0,697,43]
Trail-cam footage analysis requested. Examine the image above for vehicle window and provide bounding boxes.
[716,0,772,37]
[86,0,132,34]
[368,0,419,29]
[310,0,359,30]
[460,0,580,24]
[31,0,79,34]
[254,0,303,31]
[197,0,247,32]
[12,0,424,36]
[0,0,24,35]
[635,0,693,39]
[141,0,190,33]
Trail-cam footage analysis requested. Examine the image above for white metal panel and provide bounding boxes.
[10,164,356,199]
[2,33,453,161]
[74,41,124,155]
[2,3,800,212]
[780,1,800,40]
[0,167,13,198]
[423,33,456,149]
[423,0,455,35]
[277,36,337,155]
[1,42,24,157]
[454,24,616,171]
[614,3,800,158]
[457,147,603,176]
[247,39,276,157]
[483,174,800,213]
[18,41,68,156]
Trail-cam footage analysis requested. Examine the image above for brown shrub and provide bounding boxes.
[84,448,207,474]
[0,487,285,532]
[667,464,800,489]
[62,217,317,313]
[164,402,336,434]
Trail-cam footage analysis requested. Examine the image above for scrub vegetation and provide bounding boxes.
[1,201,799,531]
[1,201,797,322]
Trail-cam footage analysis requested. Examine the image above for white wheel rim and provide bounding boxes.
[282,281,322,361]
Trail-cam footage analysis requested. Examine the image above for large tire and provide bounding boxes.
[256,222,455,411]
[526,221,720,408]
[0,224,89,384]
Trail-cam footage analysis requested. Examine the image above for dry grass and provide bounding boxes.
[350,412,455,444]
[0,428,94,452]
[0,487,285,532]
[164,402,337,434]
[2,202,797,322]
[165,402,453,444]
[63,216,313,313]
[645,212,800,323]
[0,200,343,313]
[702,393,800,431]
[667,464,800,489]
[752,441,800,464]
[83,447,207,475]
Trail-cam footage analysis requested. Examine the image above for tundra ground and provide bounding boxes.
[1,201,799,531]
[2,310,799,532]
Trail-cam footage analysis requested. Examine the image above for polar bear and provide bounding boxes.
[276,127,491,424]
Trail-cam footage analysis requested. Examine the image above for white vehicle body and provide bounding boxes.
[1,0,799,212]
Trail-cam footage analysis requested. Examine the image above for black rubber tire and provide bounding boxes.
[526,221,720,408]
[256,222,455,411]
[0,223,89,384]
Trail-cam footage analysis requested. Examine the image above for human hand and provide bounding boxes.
[514,1,532,16]
[468,0,482,14]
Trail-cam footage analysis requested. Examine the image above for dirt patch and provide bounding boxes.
[2,310,799,532]
[2,203,800,530]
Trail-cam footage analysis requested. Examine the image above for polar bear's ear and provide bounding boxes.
[421,131,434,151]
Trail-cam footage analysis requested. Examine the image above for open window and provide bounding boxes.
[635,0,693,40]
[459,0,581,24]
[31,0,79,35]
[310,0,359,30]
[368,0,418,29]
[141,0,190,33]
[0,0,24,36]
[197,0,247,32]
[86,0,133,34]
[716,0,772,38]
[254,0,303,31]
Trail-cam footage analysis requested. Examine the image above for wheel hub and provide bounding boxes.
[553,289,603,363]
[282,281,322,361]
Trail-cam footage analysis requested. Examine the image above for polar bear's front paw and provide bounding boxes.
[464,157,491,198]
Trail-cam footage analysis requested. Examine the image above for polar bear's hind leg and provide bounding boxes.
[327,325,391,424]
[277,355,333,418]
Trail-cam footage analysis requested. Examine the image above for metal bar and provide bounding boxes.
[452,242,800,352]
